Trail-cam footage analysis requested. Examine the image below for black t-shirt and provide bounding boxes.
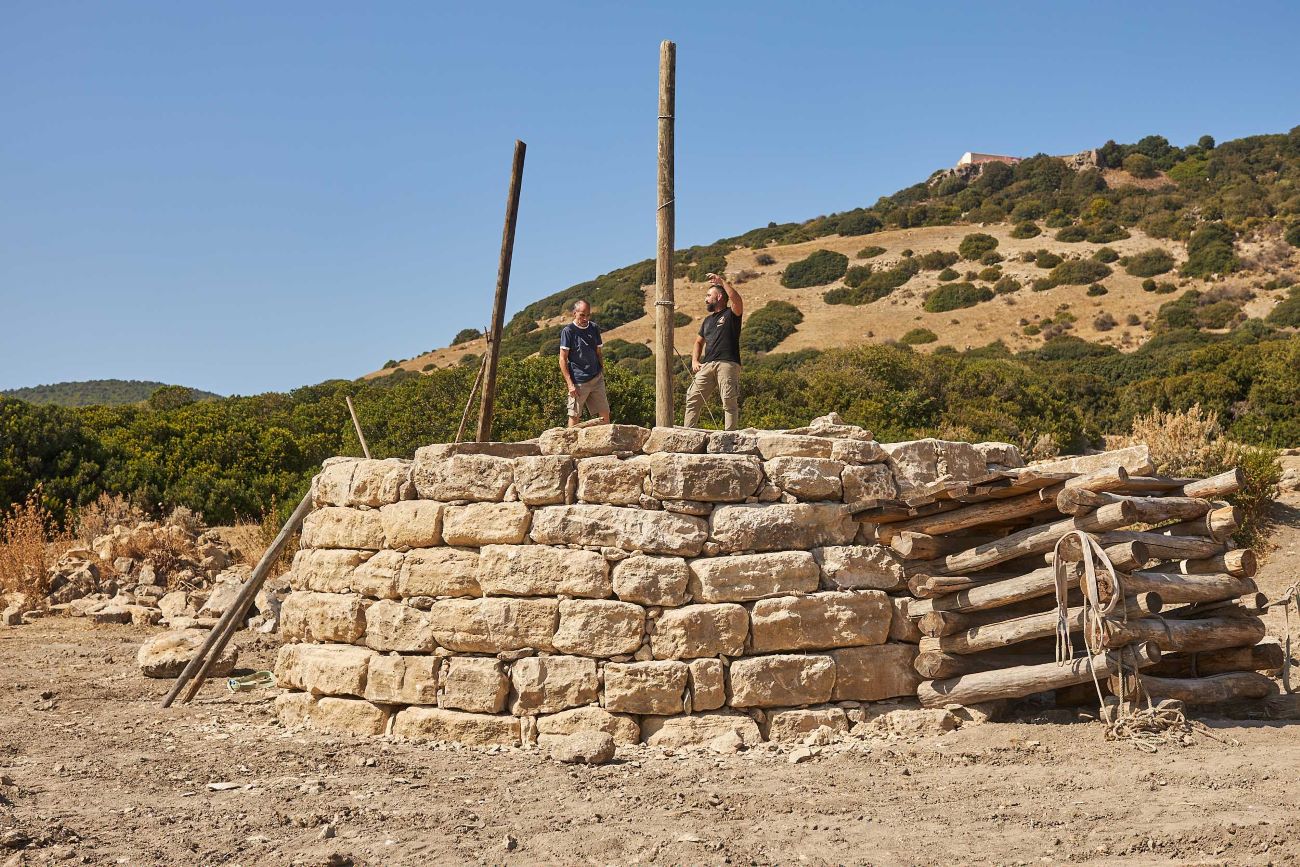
[699,307,741,365]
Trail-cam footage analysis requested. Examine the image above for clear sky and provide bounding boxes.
[3,1,1297,395]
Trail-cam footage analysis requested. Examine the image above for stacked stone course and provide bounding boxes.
[275,420,1022,747]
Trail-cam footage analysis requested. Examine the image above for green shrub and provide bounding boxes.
[1121,248,1176,277]
[673,312,691,327]
[781,249,848,288]
[958,233,999,260]
[937,267,960,282]
[1154,281,1178,294]
[687,252,728,282]
[1125,313,1141,326]
[1031,278,1053,292]
[1035,251,1063,269]
[977,266,1002,282]
[1142,278,1157,292]
[980,250,1004,265]
[844,265,873,288]
[994,276,1021,294]
[740,300,804,353]
[1123,153,1157,178]
[856,245,886,259]
[901,249,914,257]
[1022,323,1041,335]
[917,250,960,270]
[1043,259,1112,288]
[755,252,776,266]
[1045,210,1072,228]
[1011,222,1042,239]
[1265,291,1300,327]
[1086,283,1109,296]
[923,282,994,313]
[1094,312,1117,331]
[382,360,399,369]
[1086,221,1130,243]
[1182,223,1238,277]
[1056,224,1089,242]
[839,212,883,236]
[1285,223,1300,248]
[823,258,920,305]
[900,327,938,345]
[1093,247,1119,263]
[452,328,481,344]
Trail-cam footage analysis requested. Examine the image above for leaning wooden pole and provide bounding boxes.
[476,139,526,443]
[161,491,314,708]
[344,396,371,459]
[654,40,676,428]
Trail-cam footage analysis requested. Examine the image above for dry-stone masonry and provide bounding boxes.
[275,418,1022,747]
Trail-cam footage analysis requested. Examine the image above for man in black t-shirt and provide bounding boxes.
[684,273,744,429]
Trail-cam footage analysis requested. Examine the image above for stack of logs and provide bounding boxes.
[851,458,1282,712]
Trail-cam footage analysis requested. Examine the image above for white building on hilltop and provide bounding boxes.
[957,151,1022,167]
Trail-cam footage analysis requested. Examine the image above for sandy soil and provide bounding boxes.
[3,486,1299,866]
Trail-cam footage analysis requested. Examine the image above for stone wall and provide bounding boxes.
[274,419,1022,748]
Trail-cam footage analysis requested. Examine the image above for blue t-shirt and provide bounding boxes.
[559,321,603,384]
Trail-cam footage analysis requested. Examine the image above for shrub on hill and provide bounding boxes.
[781,249,848,288]
[937,267,960,282]
[994,276,1021,294]
[823,258,919,305]
[980,251,1004,265]
[917,250,960,270]
[1087,283,1109,296]
[1056,225,1089,242]
[838,212,883,236]
[1267,289,1300,327]
[900,328,938,345]
[1093,247,1119,263]
[1041,258,1112,288]
[1123,153,1158,178]
[1045,210,1073,228]
[844,265,873,288]
[977,266,1003,282]
[1182,223,1238,277]
[1121,248,1176,277]
[740,301,804,353]
[674,312,692,327]
[1086,222,1131,243]
[755,252,776,266]
[603,339,652,366]
[452,328,481,344]
[1286,223,1300,248]
[1035,251,1064,269]
[924,282,994,313]
[1011,222,1042,239]
[856,245,886,259]
[958,233,998,260]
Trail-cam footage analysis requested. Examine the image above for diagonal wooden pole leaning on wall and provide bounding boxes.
[477,140,527,443]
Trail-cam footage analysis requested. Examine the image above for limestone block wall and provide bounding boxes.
[274,421,1022,748]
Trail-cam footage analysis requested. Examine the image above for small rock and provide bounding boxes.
[503,834,518,852]
[1,606,22,627]
[788,747,813,764]
[706,731,744,754]
[318,824,336,840]
[549,731,616,765]
[137,629,238,678]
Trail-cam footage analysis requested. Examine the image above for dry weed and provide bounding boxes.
[0,490,72,608]
[73,492,146,544]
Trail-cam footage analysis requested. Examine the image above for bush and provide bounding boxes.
[937,267,960,282]
[1093,247,1119,263]
[839,212,883,236]
[856,245,886,259]
[1056,224,1089,242]
[1042,258,1112,288]
[603,338,652,364]
[924,282,994,313]
[1086,283,1109,296]
[382,360,399,369]
[781,249,848,288]
[958,233,999,260]
[674,312,692,327]
[687,252,728,282]
[1121,248,1176,277]
[977,266,1002,282]
[1125,313,1141,326]
[1035,250,1063,269]
[917,250,960,270]
[1094,311,1117,331]
[1142,278,1157,292]
[1086,221,1130,243]
[1123,153,1157,178]
[1267,291,1300,327]
[452,328,481,344]
[1285,223,1300,248]
[1045,210,1073,228]
[1031,278,1053,292]
[1182,223,1238,277]
[823,258,920,305]
[844,265,873,288]
[900,327,938,345]
[740,301,804,353]
[755,252,776,266]
[1011,222,1042,239]
[980,251,1004,265]
[994,276,1021,294]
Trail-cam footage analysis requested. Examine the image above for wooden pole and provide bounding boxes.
[654,40,676,428]
[344,396,371,460]
[476,139,526,443]
[455,351,490,444]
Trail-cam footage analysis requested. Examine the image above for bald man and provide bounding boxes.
[559,299,611,426]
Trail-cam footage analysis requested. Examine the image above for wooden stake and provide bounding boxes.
[344,396,371,459]
[455,351,490,444]
[654,40,676,428]
[476,140,526,443]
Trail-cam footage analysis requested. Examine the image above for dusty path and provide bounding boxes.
[2,487,1299,866]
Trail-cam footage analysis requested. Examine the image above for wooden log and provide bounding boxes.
[886,485,1064,537]
[920,593,1163,655]
[1149,548,1256,578]
[1158,505,1242,542]
[917,597,1059,637]
[1061,465,1131,492]
[653,40,675,427]
[1092,531,1223,561]
[1147,642,1285,678]
[914,647,1050,679]
[1056,492,1211,523]
[917,642,1161,708]
[908,572,1006,599]
[1172,592,1269,618]
[907,564,1061,616]
[1109,671,1277,705]
[344,395,371,460]
[1051,540,1149,572]
[1104,615,1266,653]
[1120,571,1251,604]
[476,140,527,442]
[889,531,942,561]
[1118,468,1243,499]
[916,501,1138,577]
[1055,681,1111,706]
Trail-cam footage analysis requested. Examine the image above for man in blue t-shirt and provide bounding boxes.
[559,299,610,426]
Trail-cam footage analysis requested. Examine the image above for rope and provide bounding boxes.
[671,344,719,428]
[658,198,675,211]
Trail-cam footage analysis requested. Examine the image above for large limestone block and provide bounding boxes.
[392,707,520,746]
[706,431,759,455]
[477,545,611,598]
[313,458,413,508]
[412,450,514,502]
[442,502,532,546]
[364,600,437,652]
[530,505,707,557]
[611,555,690,607]
[281,591,369,644]
[573,424,651,457]
[349,549,403,599]
[513,455,576,506]
[138,629,238,679]
[1026,444,1154,477]
[650,603,748,659]
[708,504,857,553]
[418,442,540,460]
[763,457,844,501]
[641,712,761,748]
[398,548,480,598]
[427,598,558,652]
[538,426,579,456]
[686,551,819,603]
[642,426,709,454]
[363,653,439,705]
[748,591,891,652]
[841,464,899,503]
[274,643,373,696]
[536,706,640,746]
[830,439,886,465]
[509,655,598,714]
[602,661,688,715]
[727,654,835,708]
[379,500,444,550]
[311,697,390,736]
[577,456,649,506]
[766,707,850,742]
[300,507,385,551]
[938,441,986,481]
[646,453,763,503]
[552,600,645,657]
[830,644,921,701]
[274,691,316,729]
[688,658,726,711]
[975,441,1024,469]
[889,597,923,643]
[881,440,939,491]
[440,656,509,713]
[288,548,371,594]
[813,546,905,591]
[756,433,834,460]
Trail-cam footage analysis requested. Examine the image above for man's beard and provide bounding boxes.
[705,299,718,312]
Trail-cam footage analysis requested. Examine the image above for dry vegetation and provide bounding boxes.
[0,491,72,609]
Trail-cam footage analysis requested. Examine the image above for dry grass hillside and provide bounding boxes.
[369,219,1297,377]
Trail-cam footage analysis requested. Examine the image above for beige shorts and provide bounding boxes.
[567,374,610,419]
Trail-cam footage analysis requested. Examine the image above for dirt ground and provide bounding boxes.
[3,487,1299,865]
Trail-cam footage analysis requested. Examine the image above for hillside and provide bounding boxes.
[367,129,1300,377]
[0,380,221,407]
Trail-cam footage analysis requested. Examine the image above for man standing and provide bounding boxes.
[684,273,744,429]
[559,299,611,427]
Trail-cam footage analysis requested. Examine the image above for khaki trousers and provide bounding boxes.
[684,361,741,430]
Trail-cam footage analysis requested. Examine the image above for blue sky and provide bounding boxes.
[3,1,1297,395]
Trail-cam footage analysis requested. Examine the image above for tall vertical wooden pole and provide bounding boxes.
[654,41,676,428]
[477,140,526,442]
